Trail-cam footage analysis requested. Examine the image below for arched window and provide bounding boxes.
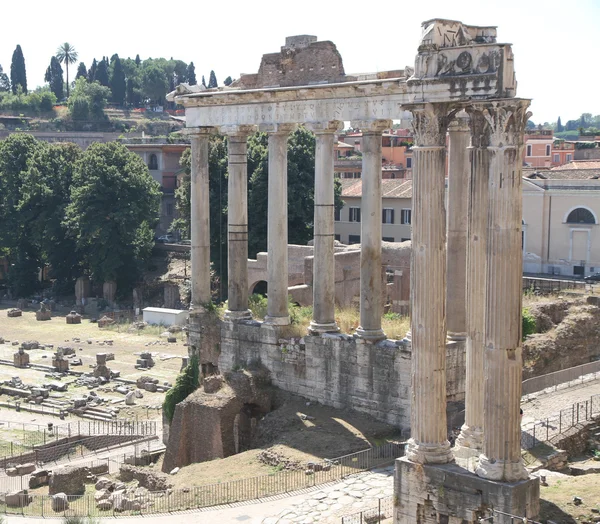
[148,154,158,170]
[566,208,596,224]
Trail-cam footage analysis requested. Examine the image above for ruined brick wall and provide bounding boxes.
[220,322,466,430]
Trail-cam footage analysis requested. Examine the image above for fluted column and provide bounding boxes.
[476,100,531,482]
[446,113,470,341]
[307,121,342,334]
[353,119,392,341]
[405,103,454,464]
[454,109,490,458]
[185,127,213,310]
[222,125,255,321]
[263,124,296,325]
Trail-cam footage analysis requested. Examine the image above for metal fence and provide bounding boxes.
[522,276,587,293]
[341,497,394,523]
[0,442,404,518]
[521,393,600,449]
[522,361,600,396]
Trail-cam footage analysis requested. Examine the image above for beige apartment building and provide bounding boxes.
[336,175,600,278]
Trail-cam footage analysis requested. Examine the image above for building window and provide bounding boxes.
[400,209,412,225]
[406,157,412,169]
[566,153,572,162]
[382,208,395,224]
[334,207,341,221]
[382,236,394,242]
[401,238,410,242]
[149,154,158,170]
[349,207,361,222]
[566,208,596,224]
[334,234,341,241]
[166,203,174,217]
[526,145,532,157]
[553,154,560,163]
[349,235,361,244]
[546,144,551,156]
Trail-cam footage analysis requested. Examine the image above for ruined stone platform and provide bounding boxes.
[394,457,539,524]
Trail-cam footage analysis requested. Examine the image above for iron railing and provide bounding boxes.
[341,496,394,523]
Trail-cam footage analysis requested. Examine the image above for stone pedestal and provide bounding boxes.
[52,351,69,373]
[394,458,539,524]
[102,281,117,305]
[66,311,82,324]
[163,283,180,309]
[35,305,51,321]
[14,349,29,368]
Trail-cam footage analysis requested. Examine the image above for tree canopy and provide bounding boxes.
[45,56,64,100]
[10,45,27,95]
[0,64,10,92]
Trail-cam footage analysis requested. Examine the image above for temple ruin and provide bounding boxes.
[168,18,539,523]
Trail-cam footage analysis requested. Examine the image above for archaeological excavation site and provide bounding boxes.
[0,17,599,524]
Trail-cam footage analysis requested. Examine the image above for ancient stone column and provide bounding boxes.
[454,109,491,458]
[405,103,454,464]
[307,121,342,334]
[186,128,213,310]
[352,119,391,341]
[222,126,255,321]
[263,124,296,325]
[476,100,532,482]
[446,113,469,342]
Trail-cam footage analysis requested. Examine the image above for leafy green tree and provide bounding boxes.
[56,43,78,98]
[19,143,84,293]
[224,76,233,86]
[75,62,87,80]
[94,58,109,87]
[0,134,44,296]
[141,63,169,105]
[186,62,197,85]
[0,64,10,92]
[172,60,188,84]
[65,142,161,290]
[110,55,126,106]
[68,78,111,120]
[163,354,199,422]
[10,45,27,94]
[208,70,218,88]
[45,56,64,100]
[556,116,563,133]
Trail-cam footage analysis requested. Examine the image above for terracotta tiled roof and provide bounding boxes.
[550,160,600,170]
[341,179,412,199]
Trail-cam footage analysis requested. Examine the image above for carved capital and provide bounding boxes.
[409,103,457,147]
[218,124,257,137]
[258,123,297,135]
[465,107,491,149]
[305,121,343,135]
[350,119,392,134]
[448,110,469,133]
[182,126,216,137]
[474,99,531,149]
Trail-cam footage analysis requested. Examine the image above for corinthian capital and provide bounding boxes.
[409,103,457,147]
[479,99,532,148]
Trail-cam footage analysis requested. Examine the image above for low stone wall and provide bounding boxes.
[119,464,172,491]
[219,321,465,430]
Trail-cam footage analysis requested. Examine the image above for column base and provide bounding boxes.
[355,326,386,341]
[405,438,453,464]
[394,457,540,524]
[223,309,253,322]
[453,425,484,471]
[308,321,340,335]
[447,331,467,342]
[476,454,529,482]
[263,315,290,326]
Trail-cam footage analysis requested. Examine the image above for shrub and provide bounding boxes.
[522,307,536,339]
[163,354,200,422]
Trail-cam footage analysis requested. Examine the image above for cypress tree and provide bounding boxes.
[224,76,233,86]
[75,62,87,80]
[45,56,64,100]
[186,62,197,85]
[110,55,126,105]
[201,75,206,88]
[135,54,141,66]
[208,70,218,88]
[10,45,27,94]
[95,58,109,86]
[556,116,563,133]
[88,59,98,82]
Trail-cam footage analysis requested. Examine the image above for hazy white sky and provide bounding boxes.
[1,0,598,124]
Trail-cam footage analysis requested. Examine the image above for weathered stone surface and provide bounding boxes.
[7,308,22,317]
[35,303,51,321]
[6,490,31,508]
[125,391,135,405]
[98,315,115,328]
[66,311,82,324]
[51,493,69,512]
[14,348,30,368]
[119,464,172,491]
[21,340,39,350]
[49,465,87,495]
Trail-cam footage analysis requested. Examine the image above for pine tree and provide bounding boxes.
[88,59,98,82]
[10,45,27,94]
[95,58,109,87]
[201,75,206,88]
[556,116,563,133]
[45,56,64,100]
[186,62,197,85]
[208,70,218,88]
[224,76,233,86]
[75,62,87,80]
[110,55,126,106]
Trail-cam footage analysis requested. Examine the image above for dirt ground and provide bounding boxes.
[0,306,189,419]
[539,472,600,523]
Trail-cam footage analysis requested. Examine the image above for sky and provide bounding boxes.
[1,0,598,125]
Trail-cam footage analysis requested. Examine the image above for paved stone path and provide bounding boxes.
[260,466,393,524]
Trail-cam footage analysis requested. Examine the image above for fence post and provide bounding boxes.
[559,412,562,434]
[379,497,382,523]
[546,419,549,442]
